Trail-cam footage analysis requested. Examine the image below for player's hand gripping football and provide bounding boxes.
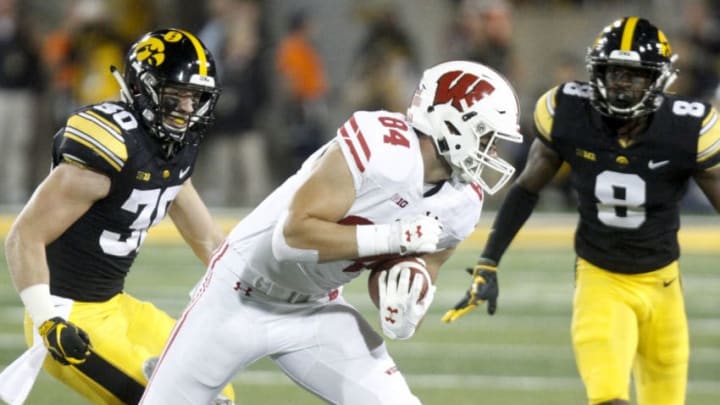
[378,263,436,340]
[389,215,442,255]
[441,258,498,323]
[39,317,91,365]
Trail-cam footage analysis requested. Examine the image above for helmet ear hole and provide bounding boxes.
[436,138,450,153]
[444,121,461,136]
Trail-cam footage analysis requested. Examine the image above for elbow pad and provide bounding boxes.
[271,211,320,264]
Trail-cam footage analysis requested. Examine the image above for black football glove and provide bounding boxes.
[441,258,498,323]
[38,317,91,365]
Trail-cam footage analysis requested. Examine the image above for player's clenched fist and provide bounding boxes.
[390,215,442,255]
[39,317,91,365]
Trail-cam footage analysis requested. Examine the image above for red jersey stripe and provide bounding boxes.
[470,183,484,201]
[349,116,371,160]
[340,125,366,172]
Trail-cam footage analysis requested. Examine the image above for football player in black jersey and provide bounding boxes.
[4,29,235,404]
[442,17,720,405]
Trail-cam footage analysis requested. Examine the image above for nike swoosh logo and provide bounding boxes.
[648,160,670,170]
[179,166,191,179]
[663,278,676,287]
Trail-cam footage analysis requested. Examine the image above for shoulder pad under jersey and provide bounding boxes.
[335,110,422,191]
[534,82,594,143]
[533,86,559,143]
[444,183,484,247]
[697,105,720,170]
[56,102,136,176]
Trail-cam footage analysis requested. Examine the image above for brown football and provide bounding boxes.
[367,256,429,308]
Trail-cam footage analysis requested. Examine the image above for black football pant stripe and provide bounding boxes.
[74,349,145,404]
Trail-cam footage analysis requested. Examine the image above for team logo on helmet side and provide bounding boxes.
[433,70,496,112]
[133,31,187,68]
[135,37,166,67]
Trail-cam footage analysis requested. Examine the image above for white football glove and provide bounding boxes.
[378,262,436,340]
[389,216,442,255]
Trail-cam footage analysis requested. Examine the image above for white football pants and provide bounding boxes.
[140,257,421,405]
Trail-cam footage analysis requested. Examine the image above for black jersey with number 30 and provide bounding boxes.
[47,101,199,301]
[534,81,720,273]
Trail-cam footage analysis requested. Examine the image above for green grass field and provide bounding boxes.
[1,216,718,404]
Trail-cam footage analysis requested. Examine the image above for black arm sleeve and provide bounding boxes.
[480,183,540,264]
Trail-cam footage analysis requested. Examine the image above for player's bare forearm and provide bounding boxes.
[515,138,563,193]
[694,168,720,213]
[170,179,225,266]
[6,164,108,290]
[5,227,50,291]
[283,142,361,262]
[420,248,454,283]
[282,213,361,262]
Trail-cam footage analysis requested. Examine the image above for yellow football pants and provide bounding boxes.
[572,258,688,405]
[25,292,235,404]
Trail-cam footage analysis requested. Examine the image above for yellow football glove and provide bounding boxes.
[39,317,91,365]
[441,259,498,323]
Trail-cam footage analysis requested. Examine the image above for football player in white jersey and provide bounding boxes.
[140,61,524,405]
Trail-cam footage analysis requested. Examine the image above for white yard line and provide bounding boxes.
[232,370,720,394]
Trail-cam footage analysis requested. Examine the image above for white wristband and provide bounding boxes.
[356,224,396,257]
[19,284,57,328]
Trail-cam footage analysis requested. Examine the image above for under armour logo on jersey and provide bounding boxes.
[433,70,495,111]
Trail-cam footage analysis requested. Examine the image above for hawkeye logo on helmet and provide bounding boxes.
[433,71,495,112]
[135,37,166,66]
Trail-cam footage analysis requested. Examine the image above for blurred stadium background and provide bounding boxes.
[1,0,719,404]
[5,0,720,210]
